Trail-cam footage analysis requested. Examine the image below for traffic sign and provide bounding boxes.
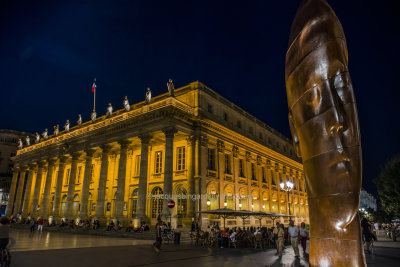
[167,200,175,208]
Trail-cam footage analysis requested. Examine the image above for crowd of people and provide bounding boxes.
[192,220,309,259]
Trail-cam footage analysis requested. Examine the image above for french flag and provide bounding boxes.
[92,80,96,92]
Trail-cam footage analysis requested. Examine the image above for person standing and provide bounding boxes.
[288,220,300,258]
[374,222,380,239]
[37,218,44,232]
[361,218,373,254]
[277,224,285,258]
[273,222,280,255]
[0,217,10,249]
[153,217,163,252]
[299,222,309,255]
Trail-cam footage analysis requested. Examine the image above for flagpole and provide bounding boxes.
[93,78,96,112]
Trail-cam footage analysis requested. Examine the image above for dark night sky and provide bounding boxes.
[1,0,399,196]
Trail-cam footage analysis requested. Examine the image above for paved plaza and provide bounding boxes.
[7,228,400,267]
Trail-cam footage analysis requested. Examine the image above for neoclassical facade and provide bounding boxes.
[7,81,308,228]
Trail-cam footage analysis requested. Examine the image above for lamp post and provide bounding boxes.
[280,180,294,216]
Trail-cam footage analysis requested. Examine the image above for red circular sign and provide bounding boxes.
[167,200,175,208]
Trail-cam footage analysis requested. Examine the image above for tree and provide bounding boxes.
[373,155,400,218]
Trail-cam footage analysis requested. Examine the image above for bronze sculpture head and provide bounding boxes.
[285,0,365,265]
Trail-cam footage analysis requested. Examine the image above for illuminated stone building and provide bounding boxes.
[7,81,308,228]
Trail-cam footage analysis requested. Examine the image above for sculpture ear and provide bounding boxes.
[288,112,301,158]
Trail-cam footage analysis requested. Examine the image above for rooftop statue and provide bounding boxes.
[123,96,130,111]
[53,125,59,136]
[91,111,97,123]
[106,103,113,117]
[42,129,48,140]
[167,79,175,97]
[77,114,82,127]
[64,120,70,132]
[17,139,23,149]
[285,0,365,266]
[145,87,151,104]
[35,132,40,144]
[25,136,30,146]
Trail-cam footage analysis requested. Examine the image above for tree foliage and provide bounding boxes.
[374,156,400,218]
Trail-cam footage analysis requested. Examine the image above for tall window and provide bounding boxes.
[77,166,82,184]
[224,154,231,174]
[177,187,187,216]
[271,170,276,185]
[65,168,70,185]
[239,159,245,177]
[134,155,141,177]
[154,151,163,173]
[262,167,266,183]
[251,163,256,180]
[208,148,215,170]
[207,104,213,114]
[176,147,186,171]
[131,188,138,216]
[151,187,163,218]
[90,164,95,183]
[237,120,242,129]
[223,112,228,121]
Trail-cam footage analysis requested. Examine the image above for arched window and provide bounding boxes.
[131,188,139,216]
[151,187,163,218]
[176,187,187,216]
[73,194,80,216]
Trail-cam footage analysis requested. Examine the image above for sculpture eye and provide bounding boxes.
[306,86,322,111]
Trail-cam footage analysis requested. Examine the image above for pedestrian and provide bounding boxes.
[299,222,308,255]
[277,224,285,258]
[361,218,373,254]
[0,216,10,249]
[37,218,44,232]
[273,222,280,255]
[153,216,163,252]
[288,220,300,258]
[30,219,35,233]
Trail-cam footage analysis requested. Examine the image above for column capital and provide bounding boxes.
[199,135,208,147]
[118,139,131,149]
[71,151,84,161]
[48,158,58,165]
[162,127,178,139]
[138,134,152,144]
[28,162,38,170]
[186,135,196,146]
[232,146,239,158]
[100,144,113,154]
[38,160,47,168]
[21,165,29,171]
[85,148,97,158]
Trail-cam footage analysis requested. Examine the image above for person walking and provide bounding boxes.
[277,224,285,258]
[288,220,300,258]
[299,222,309,255]
[37,218,44,232]
[30,219,35,233]
[153,217,163,252]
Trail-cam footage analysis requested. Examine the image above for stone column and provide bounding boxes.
[21,163,37,218]
[79,149,96,220]
[162,127,177,219]
[199,135,208,229]
[40,159,57,219]
[186,136,195,219]
[52,157,67,220]
[114,140,130,224]
[95,144,112,225]
[30,162,46,219]
[136,134,151,223]
[65,152,81,219]
[13,166,28,217]
[6,167,20,217]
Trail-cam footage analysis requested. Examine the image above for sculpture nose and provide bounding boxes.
[329,106,345,152]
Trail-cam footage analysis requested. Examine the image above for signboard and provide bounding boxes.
[167,200,175,209]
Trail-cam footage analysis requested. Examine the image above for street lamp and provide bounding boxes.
[239,203,242,209]
[224,202,227,207]
[207,200,211,206]
[280,180,294,216]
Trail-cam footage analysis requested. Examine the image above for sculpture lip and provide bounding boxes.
[329,152,351,173]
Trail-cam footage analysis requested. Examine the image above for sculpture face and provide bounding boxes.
[285,0,365,265]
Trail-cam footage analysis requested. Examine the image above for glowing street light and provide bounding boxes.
[280,180,294,216]
[224,202,227,207]
[207,200,211,206]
